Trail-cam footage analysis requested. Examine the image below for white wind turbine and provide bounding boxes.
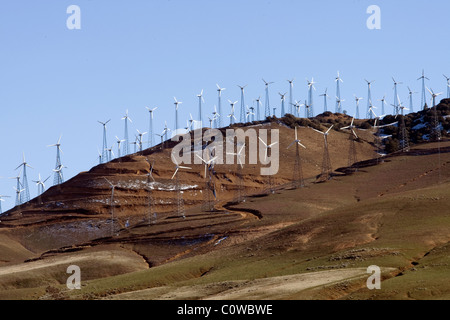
[136,129,147,152]
[171,154,192,219]
[336,96,345,114]
[104,177,118,236]
[228,100,238,125]
[226,143,246,202]
[121,110,132,156]
[245,106,255,122]
[354,95,363,119]
[216,84,226,128]
[444,74,450,98]
[173,97,182,132]
[258,136,278,162]
[33,174,50,196]
[212,105,220,128]
[145,107,157,148]
[379,95,388,115]
[320,88,329,113]
[197,89,205,128]
[48,135,64,185]
[115,136,125,158]
[287,126,307,150]
[311,125,334,181]
[171,154,192,180]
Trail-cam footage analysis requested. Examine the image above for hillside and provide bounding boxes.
[0,110,449,300]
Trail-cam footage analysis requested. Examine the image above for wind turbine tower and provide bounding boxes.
[216,84,226,128]
[417,70,429,110]
[287,126,306,188]
[146,107,157,148]
[311,125,334,181]
[340,118,359,171]
[335,71,344,113]
[173,97,182,132]
[365,79,375,118]
[255,96,262,121]
[238,85,247,123]
[287,79,294,115]
[122,110,132,155]
[278,92,287,117]
[408,87,417,113]
[443,74,450,98]
[197,90,204,128]
[307,78,316,118]
[392,77,403,115]
[98,120,111,163]
[379,96,387,115]
[320,88,329,113]
[171,154,191,218]
[263,78,274,118]
[427,87,443,141]
[354,96,363,119]
[15,153,32,203]
[48,135,64,185]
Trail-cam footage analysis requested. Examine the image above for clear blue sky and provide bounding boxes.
[1,0,449,211]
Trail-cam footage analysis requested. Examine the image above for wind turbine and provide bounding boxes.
[365,79,375,118]
[122,110,132,156]
[145,159,156,224]
[115,136,125,158]
[306,78,316,118]
[10,171,22,206]
[263,78,274,118]
[13,186,25,208]
[287,126,306,189]
[392,77,403,114]
[367,101,377,120]
[258,136,278,162]
[136,130,147,152]
[340,117,359,170]
[237,85,248,123]
[335,71,344,113]
[104,178,117,236]
[379,95,388,115]
[48,135,64,185]
[197,89,205,128]
[417,70,430,110]
[245,106,255,122]
[173,97,182,132]
[290,100,302,117]
[336,96,345,114]
[226,143,246,202]
[311,125,334,181]
[287,78,295,115]
[320,88,329,113]
[216,84,226,128]
[15,153,32,203]
[145,107,157,148]
[254,96,262,120]
[427,87,443,141]
[443,74,450,98]
[228,100,238,125]
[278,92,287,117]
[212,105,220,128]
[407,86,417,113]
[171,154,191,219]
[98,120,111,163]
[33,174,50,196]
[53,164,67,185]
[354,95,363,119]
[395,99,410,152]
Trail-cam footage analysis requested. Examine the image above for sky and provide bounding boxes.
[0,0,449,212]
